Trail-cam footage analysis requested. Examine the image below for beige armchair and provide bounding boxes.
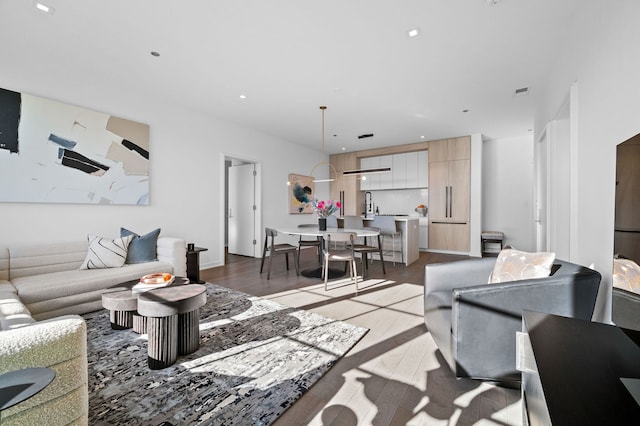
[0,315,88,425]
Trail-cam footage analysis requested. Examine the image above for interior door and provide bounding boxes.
[228,163,256,256]
[535,129,549,252]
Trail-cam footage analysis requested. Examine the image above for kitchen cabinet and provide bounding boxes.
[359,151,427,190]
[330,152,359,216]
[378,155,393,189]
[428,137,470,252]
[359,156,378,191]
[392,154,406,188]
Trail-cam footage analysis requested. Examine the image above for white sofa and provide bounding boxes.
[0,316,88,426]
[0,236,187,425]
[0,237,187,328]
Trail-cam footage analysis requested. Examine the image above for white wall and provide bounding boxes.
[482,135,534,251]
[0,77,326,270]
[536,0,640,322]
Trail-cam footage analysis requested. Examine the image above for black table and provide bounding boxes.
[0,367,55,423]
[522,310,640,425]
[187,246,207,283]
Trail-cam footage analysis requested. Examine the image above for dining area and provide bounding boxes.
[260,215,388,294]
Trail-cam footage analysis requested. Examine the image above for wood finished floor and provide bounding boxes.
[201,249,522,426]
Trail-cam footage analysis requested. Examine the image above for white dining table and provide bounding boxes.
[276,226,380,279]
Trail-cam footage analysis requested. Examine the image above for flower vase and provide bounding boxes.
[318,218,327,231]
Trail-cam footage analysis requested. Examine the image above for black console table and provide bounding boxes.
[186,246,207,284]
[520,310,640,425]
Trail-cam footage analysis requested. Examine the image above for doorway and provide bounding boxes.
[225,156,261,260]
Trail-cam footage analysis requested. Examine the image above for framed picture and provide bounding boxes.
[288,173,314,214]
[0,87,150,205]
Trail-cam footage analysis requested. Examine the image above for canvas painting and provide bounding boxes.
[0,87,150,205]
[288,173,314,214]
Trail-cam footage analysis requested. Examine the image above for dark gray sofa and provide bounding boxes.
[424,257,601,386]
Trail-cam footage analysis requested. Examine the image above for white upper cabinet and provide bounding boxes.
[379,155,393,189]
[393,154,407,188]
[359,151,428,190]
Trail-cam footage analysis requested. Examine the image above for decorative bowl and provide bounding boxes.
[415,207,428,216]
[139,273,174,285]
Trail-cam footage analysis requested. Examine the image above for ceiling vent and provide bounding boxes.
[514,87,530,97]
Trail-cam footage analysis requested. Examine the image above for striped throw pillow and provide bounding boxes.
[79,234,134,270]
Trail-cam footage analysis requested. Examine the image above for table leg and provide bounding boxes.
[133,313,147,334]
[109,310,133,330]
[147,315,178,370]
[178,308,201,355]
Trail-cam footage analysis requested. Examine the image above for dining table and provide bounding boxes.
[276,226,380,279]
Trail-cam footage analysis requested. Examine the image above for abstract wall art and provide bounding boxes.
[0,87,150,205]
[288,173,314,214]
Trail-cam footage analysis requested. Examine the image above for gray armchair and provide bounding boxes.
[612,287,640,331]
[424,257,601,386]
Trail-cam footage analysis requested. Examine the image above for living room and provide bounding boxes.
[1,1,639,424]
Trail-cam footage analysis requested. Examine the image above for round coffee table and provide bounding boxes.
[102,277,190,333]
[137,284,207,370]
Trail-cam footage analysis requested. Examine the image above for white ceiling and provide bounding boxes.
[0,0,581,154]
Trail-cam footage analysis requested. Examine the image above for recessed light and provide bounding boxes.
[407,28,421,38]
[420,135,425,139]
[150,51,160,57]
[34,2,54,14]
[239,94,247,99]
[341,147,346,151]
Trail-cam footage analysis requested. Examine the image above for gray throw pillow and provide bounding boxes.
[120,227,161,264]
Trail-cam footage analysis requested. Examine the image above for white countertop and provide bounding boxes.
[361,216,423,222]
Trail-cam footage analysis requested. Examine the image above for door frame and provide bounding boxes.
[221,153,262,263]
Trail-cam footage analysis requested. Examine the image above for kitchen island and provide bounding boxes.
[359,216,420,266]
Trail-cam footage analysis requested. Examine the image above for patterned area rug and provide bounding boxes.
[85,283,368,425]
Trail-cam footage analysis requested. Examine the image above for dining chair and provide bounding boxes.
[352,227,386,278]
[260,227,300,280]
[372,215,403,265]
[322,232,359,294]
[342,215,363,229]
[297,224,322,268]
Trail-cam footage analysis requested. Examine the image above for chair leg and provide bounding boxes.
[260,243,267,273]
[324,256,329,291]
[376,235,386,275]
[267,251,274,280]
[391,234,396,266]
[294,251,300,276]
[285,253,290,271]
[352,259,359,294]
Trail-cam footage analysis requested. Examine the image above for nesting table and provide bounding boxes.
[101,279,207,369]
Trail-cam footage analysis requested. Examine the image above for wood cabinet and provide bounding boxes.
[330,152,359,215]
[428,136,471,252]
